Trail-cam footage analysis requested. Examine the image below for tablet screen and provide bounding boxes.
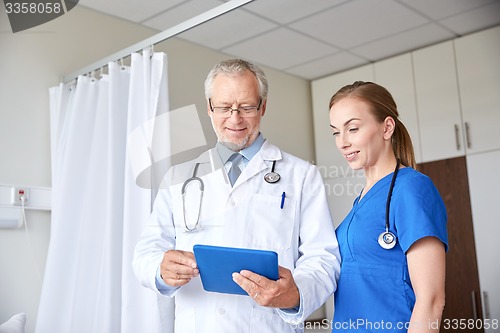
[193,244,279,295]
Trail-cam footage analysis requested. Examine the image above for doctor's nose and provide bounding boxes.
[227,110,244,122]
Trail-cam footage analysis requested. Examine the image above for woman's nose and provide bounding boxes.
[337,134,350,150]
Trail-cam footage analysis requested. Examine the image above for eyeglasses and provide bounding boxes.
[209,98,262,118]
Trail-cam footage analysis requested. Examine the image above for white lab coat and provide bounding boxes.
[133,140,340,333]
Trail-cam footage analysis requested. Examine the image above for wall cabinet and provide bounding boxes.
[466,150,500,333]
[412,40,464,162]
[411,25,500,162]
[455,26,500,154]
[374,53,422,163]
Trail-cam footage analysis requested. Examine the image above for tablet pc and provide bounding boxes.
[193,244,279,295]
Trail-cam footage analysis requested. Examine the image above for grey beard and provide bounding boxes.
[219,139,248,152]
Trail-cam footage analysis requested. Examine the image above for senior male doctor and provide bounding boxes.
[133,58,340,333]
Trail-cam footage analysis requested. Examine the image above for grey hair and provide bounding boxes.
[204,58,268,100]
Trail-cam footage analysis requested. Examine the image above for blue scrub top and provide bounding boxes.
[332,167,448,332]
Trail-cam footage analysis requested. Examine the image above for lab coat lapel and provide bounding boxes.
[233,141,282,188]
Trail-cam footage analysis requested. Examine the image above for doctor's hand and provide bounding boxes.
[232,266,300,309]
[160,250,199,287]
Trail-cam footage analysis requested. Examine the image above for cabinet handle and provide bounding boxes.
[483,291,491,319]
[454,124,461,150]
[465,122,471,149]
[472,291,478,320]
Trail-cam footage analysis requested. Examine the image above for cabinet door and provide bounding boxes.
[311,65,374,173]
[467,151,500,332]
[455,26,500,154]
[374,53,422,163]
[413,41,465,162]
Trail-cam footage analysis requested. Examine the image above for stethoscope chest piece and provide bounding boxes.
[378,231,397,249]
[264,160,280,183]
[264,172,280,183]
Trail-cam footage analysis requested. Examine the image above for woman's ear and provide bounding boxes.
[383,116,396,141]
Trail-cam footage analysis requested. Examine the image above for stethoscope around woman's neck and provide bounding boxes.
[377,159,401,250]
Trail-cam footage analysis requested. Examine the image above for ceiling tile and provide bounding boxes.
[177,8,277,49]
[439,1,500,35]
[350,23,455,61]
[222,27,338,70]
[285,52,368,80]
[290,0,430,49]
[243,0,346,24]
[77,0,500,80]
[79,0,187,23]
[398,0,499,20]
[143,0,222,31]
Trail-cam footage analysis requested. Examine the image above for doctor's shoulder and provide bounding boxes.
[273,150,328,196]
[278,149,323,176]
[278,149,315,167]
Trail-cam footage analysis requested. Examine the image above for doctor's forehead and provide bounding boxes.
[212,75,260,98]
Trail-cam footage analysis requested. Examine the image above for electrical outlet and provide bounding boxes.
[11,187,29,206]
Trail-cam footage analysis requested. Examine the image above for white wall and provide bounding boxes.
[0,6,314,332]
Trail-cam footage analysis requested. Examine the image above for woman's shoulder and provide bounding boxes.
[395,167,440,195]
[398,167,433,184]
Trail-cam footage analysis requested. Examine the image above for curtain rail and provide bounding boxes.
[63,0,254,83]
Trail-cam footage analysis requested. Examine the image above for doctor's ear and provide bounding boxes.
[207,99,212,116]
[260,100,267,117]
[383,116,396,140]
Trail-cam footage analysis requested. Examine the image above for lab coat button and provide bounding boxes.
[218,308,226,315]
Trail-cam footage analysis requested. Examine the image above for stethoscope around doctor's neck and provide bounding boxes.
[181,159,281,232]
[377,159,401,250]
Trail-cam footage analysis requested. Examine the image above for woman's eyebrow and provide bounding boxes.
[330,118,361,130]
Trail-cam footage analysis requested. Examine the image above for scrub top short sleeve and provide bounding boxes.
[392,170,448,253]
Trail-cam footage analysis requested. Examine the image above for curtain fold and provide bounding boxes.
[36,51,173,333]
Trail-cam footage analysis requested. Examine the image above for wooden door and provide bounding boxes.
[418,157,484,332]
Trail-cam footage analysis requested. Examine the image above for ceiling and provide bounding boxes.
[79,0,500,80]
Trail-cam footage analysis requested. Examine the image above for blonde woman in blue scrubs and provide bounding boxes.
[328,81,448,332]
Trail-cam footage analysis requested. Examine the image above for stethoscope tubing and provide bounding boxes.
[182,163,204,232]
[378,159,400,249]
[181,159,280,232]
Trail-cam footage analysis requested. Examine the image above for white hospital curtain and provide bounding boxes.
[36,50,174,333]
